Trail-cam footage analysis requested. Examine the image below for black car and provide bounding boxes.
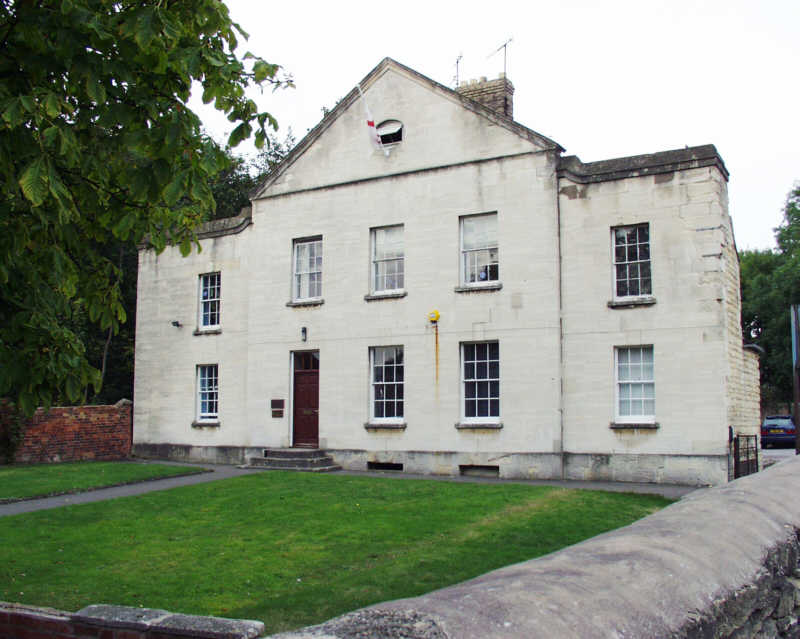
[760,415,797,448]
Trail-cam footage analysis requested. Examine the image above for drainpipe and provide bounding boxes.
[553,151,566,479]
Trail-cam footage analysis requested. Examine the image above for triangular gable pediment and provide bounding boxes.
[254,58,563,200]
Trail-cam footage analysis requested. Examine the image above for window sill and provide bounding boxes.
[364,291,407,302]
[191,420,220,429]
[455,422,503,430]
[607,296,656,309]
[286,298,325,308]
[454,283,503,293]
[364,422,407,431]
[193,328,222,336]
[609,422,659,430]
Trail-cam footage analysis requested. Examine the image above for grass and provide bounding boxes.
[0,461,206,501]
[0,472,673,634]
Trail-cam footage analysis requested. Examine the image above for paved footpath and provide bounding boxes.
[0,460,697,518]
[0,462,264,517]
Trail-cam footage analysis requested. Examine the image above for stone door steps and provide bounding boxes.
[247,448,341,472]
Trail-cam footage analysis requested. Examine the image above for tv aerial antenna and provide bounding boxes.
[487,38,513,75]
[453,53,463,87]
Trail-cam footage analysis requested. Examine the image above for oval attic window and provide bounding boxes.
[377,120,403,145]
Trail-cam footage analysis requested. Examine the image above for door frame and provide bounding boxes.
[290,349,319,448]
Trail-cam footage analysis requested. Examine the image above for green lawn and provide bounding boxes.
[0,461,206,501]
[0,472,672,634]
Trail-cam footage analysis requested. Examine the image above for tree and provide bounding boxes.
[740,248,789,407]
[206,150,258,220]
[83,239,138,405]
[249,128,296,187]
[740,183,800,409]
[208,129,295,220]
[776,185,800,255]
[0,0,289,415]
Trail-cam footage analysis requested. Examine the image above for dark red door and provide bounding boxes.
[293,351,319,447]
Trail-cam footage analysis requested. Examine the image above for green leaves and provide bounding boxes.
[2,98,25,126]
[85,76,106,104]
[47,163,76,219]
[19,96,35,113]
[228,122,252,148]
[44,93,62,118]
[134,8,159,51]
[18,157,49,206]
[207,129,294,220]
[740,186,800,409]
[776,185,800,255]
[163,169,189,206]
[253,60,277,82]
[1,0,289,414]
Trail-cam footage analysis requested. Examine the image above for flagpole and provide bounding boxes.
[357,84,389,157]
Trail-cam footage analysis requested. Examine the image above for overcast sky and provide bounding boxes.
[193,0,799,251]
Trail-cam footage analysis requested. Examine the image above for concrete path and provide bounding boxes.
[762,446,798,468]
[0,460,696,518]
[0,462,264,517]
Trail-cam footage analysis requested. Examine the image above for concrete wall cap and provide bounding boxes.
[74,604,266,639]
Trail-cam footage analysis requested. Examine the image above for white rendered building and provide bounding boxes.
[133,58,760,485]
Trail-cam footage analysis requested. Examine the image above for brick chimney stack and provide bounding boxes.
[456,73,515,119]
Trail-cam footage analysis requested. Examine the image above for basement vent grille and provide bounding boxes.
[367,461,404,472]
[459,464,500,478]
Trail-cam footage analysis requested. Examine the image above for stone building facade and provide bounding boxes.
[132,58,760,485]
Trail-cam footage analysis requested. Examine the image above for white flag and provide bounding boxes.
[357,85,388,156]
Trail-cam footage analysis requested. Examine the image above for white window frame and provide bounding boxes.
[196,364,219,422]
[369,346,404,422]
[197,272,221,330]
[460,213,499,287]
[612,224,652,301]
[292,237,323,301]
[614,346,655,424]
[370,225,405,294]
[460,341,500,423]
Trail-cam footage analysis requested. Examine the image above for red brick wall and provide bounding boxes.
[0,401,132,464]
[0,606,180,639]
[0,605,75,639]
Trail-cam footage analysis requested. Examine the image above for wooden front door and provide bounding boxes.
[293,351,319,447]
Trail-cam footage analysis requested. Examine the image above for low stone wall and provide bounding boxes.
[132,442,258,465]
[0,400,132,464]
[0,602,263,639]
[275,456,800,638]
